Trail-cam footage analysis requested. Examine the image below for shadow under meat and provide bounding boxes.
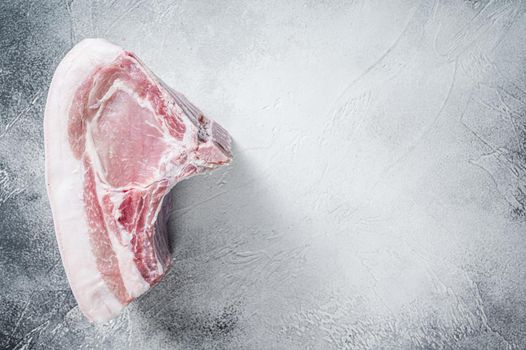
[132,143,290,348]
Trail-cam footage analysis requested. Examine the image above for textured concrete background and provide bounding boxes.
[1,0,526,349]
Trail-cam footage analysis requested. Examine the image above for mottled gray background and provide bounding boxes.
[1,0,526,349]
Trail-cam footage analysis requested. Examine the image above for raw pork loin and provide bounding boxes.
[44,39,232,322]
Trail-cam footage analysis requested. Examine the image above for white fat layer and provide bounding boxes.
[44,38,126,323]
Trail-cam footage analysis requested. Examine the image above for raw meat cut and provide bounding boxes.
[44,39,232,322]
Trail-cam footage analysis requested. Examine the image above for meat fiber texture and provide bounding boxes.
[44,39,232,322]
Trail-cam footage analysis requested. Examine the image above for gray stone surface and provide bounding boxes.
[1,0,526,348]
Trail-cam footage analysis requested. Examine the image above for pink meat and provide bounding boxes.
[44,39,232,322]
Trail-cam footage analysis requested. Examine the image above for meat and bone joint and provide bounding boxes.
[45,39,232,322]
